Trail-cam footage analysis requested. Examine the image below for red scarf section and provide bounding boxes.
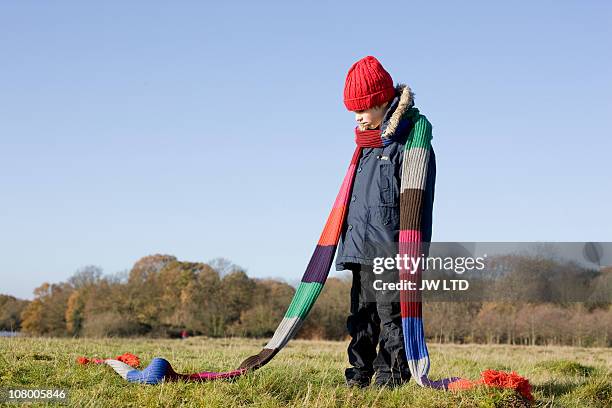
[354,126,383,148]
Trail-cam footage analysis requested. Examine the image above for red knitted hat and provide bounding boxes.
[343,55,395,111]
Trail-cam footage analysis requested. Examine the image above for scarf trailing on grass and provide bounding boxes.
[78,84,533,403]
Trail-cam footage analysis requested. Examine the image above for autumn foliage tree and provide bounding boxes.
[0,294,29,331]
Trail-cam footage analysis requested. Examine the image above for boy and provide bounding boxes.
[335,56,436,388]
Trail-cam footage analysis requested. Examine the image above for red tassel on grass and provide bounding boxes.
[449,369,533,402]
[116,353,140,368]
[447,378,476,390]
[76,352,140,368]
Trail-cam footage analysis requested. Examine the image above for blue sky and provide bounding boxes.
[1,1,610,299]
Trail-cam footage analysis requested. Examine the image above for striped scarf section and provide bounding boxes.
[99,107,462,390]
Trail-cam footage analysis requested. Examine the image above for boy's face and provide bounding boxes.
[354,102,389,131]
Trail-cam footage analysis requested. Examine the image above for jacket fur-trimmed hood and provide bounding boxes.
[381,83,416,140]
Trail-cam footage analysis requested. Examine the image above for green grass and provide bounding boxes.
[1,337,610,407]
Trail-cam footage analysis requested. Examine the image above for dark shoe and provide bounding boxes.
[373,375,410,389]
[345,377,370,388]
[345,368,372,388]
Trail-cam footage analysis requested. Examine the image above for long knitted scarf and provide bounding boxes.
[97,101,454,387]
[86,84,533,402]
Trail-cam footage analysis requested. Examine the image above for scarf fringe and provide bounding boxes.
[77,352,140,368]
[448,369,534,402]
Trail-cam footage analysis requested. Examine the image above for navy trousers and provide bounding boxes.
[345,262,411,383]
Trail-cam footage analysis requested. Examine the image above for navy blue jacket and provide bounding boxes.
[335,86,436,271]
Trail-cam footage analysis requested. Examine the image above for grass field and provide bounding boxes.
[0,336,610,407]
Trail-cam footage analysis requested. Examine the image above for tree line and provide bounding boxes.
[1,254,610,346]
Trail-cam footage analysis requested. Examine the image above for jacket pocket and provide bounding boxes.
[364,205,400,259]
[379,162,399,205]
[377,204,400,227]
